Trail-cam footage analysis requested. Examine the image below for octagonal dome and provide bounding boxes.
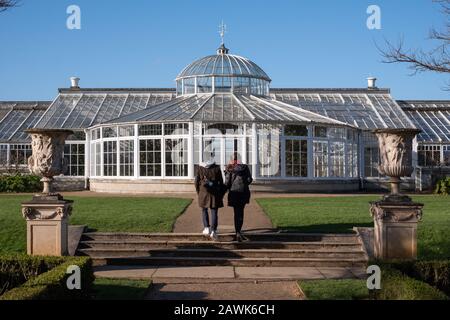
[176,45,271,82]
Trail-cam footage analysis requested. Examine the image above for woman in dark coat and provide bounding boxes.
[194,159,225,241]
[224,157,253,242]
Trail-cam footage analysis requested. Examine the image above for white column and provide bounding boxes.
[281,136,286,178]
[412,137,419,190]
[134,124,139,179]
[307,125,314,179]
[188,122,194,179]
[252,123,258,179]
[6,144,10,167]
[84,129,90,189]
[358,132,365,190]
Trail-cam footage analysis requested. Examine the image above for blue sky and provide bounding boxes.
[0,0,448,100]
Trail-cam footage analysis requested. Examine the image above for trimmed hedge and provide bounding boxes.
[0,255,65,295]
[387,260,450,296]
[374,267,448,300]
[0,174,42,193]
[434,177,450,195]
[0,256,94,300]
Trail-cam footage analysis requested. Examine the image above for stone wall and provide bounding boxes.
[53,176,86,192]
[90,178,362,194]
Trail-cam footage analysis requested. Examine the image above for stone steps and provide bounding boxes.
[77,232,368,268]
[79,248,367,259]
[81,232,359,242]
[78,240,363,250]
[90,256,368,268]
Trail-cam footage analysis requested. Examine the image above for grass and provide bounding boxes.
[257,195,450,260]
[92,278,151,300]
[299,279,369,300]
[0,195,191,254]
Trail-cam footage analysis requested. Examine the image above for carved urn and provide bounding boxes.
[373,128,421,201]
[26,129,74,195]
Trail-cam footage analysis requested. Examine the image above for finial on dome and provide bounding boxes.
[217,43,229,55]
[217,21,229,55]
[219,21,227,45]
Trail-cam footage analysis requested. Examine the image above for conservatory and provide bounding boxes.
[82,45,366,192]
[2,43,447,193]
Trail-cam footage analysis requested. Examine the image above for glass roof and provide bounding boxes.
[0,102,50,143]
[105,93,348,126]
[177,46,271,82]
[271,92,415,130]
[35,92,176,130]
[398,101,450,143]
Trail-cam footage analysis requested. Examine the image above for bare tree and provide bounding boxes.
[379,0,449,87]
[0,0,18,12]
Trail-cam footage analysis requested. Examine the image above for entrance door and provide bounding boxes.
[203,137,223,167]
[224,138,243,165]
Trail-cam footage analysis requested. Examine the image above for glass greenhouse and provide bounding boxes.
[0,44,449,192]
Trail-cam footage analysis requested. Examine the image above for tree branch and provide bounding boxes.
[0,0,19,12]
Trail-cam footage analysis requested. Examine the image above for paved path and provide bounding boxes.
[173,197,274,233]
[94,265,366,300]
[94,265,366,281]
[146,279,302,300]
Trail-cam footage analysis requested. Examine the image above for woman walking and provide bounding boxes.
[194,159,225,241]
[225,155,253,242]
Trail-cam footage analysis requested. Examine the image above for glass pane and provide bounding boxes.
[285,125,308,137]
[119,126,135,137]
[314,126,327,138]
[103,127,117,138]
[139,124,162,136]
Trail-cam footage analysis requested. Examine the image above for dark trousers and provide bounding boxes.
[202,208,218,231]
[233,205,245,233]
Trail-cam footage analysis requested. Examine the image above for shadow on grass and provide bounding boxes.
[277,223,373,234]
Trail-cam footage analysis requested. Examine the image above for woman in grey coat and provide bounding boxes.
[224,156,253,242]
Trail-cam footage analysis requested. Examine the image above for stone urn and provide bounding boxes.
[22,129,74,256]
[373,128,421,202]
[26,128,74,195]
[370,128,423,260]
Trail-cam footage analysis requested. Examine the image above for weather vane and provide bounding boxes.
[219,21,227,45]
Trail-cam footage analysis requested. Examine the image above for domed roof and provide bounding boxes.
[176,45,271,82]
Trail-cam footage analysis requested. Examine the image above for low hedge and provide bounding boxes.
[0,255,65,295]
[0,174,42,193]
[387,260,450,296]
[373,267,448,300]
[0,256,94,300]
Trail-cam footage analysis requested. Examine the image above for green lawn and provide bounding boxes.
[257,195,450,260]
[299,279,369,300]
[93,278,151,300]
[0,195,191,254]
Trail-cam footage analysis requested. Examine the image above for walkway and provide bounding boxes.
[173,197,274,233]
[94,265,366,300]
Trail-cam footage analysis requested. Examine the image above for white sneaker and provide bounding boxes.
[210,230,219,241]
[202,227,210,236]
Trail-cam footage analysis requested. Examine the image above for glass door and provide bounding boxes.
[224,138,243,165]
[203,137,223,167]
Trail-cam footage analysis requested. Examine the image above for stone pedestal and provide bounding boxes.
[370,200,423,260]
[22,195,73,256]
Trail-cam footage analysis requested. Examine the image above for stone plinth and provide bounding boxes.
[22,195,73,256]
[370,200,423,260]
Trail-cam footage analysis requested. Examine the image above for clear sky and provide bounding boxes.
[0,0,448,101]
